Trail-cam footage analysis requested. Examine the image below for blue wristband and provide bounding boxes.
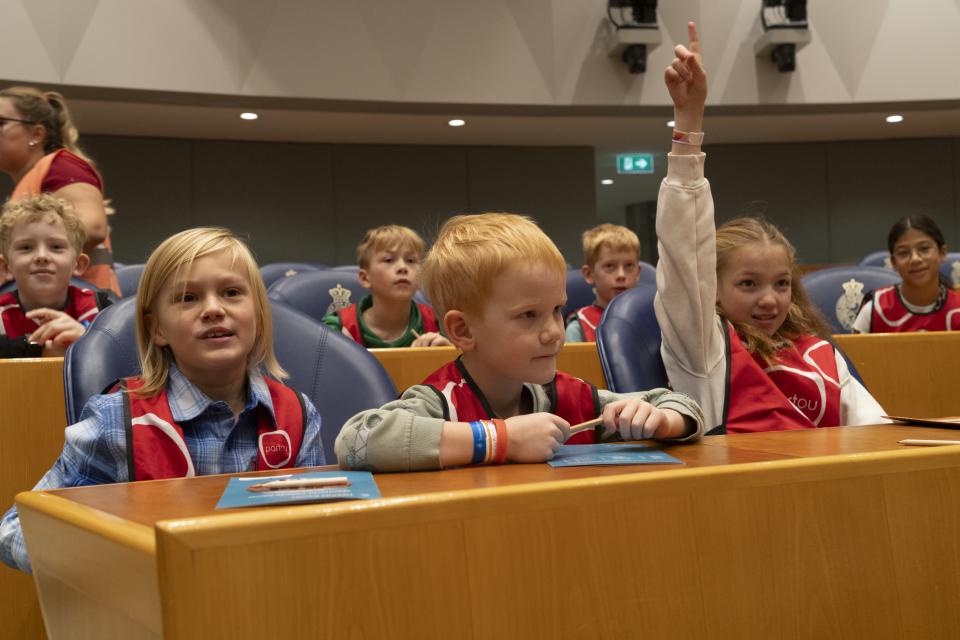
[469,421,487,465]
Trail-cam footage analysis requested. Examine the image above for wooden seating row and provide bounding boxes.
[2,331,960,638]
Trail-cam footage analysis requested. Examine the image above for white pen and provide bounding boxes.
[247,476,351,492]
[898,439,960,447]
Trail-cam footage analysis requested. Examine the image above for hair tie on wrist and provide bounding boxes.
[672,129,704,146]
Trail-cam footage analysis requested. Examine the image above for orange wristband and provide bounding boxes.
[492,419,508,464]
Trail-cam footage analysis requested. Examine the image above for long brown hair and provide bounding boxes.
[0,86,92,163]
[716,217,832,363]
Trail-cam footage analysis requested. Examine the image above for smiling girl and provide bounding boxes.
[852,214,960,333]
[654,22,885,434]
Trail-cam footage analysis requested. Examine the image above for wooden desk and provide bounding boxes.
[371,342,607,390]
[17,425,960,639]
[835,331,960,416]
[0,358,65,640]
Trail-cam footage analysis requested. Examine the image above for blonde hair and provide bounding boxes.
[136,227,284,396]
[356,225,425,269]
[716,217,832,363]
[423,213,566,318]
[0,86,92,163]
[582,223,640,266]
[0,193,86,258]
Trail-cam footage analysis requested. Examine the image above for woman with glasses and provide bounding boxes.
[0,86,120,295]
[852,213,960,332]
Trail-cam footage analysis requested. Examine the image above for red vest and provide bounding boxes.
[0,286,102,338]
[724,325,841,434]
[339,301,439,346]
[421,359,601,444]
[569,304,603,342]
[869,285,960,333]
[121,376,306,481]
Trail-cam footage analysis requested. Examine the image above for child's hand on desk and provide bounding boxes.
[505,413,570,462]
[601,399,687,441]
[27,308,86,357]
[411,331,452,347]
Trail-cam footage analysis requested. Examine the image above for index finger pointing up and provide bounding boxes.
[687,21,700,54]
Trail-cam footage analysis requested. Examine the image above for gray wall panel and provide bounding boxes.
[466,146,596,261]
[190,140,336,265]
[707,143,831,263]
[825,139,956,261]
[331,145,469,264]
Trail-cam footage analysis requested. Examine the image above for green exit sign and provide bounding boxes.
[617,153,654,175]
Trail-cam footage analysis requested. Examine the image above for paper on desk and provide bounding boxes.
[547,443,683,468]
[216,470,381,509]
[882,415,960,429]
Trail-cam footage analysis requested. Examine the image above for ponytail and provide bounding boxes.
[0,86,93,164]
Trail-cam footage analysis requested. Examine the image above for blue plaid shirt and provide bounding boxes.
[0,365,324,573]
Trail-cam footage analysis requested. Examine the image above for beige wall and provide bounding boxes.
[1,0,958,107]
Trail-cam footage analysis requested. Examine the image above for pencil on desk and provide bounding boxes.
[248,476,351,492]
[898,439,960,447]
[567,417,602,439]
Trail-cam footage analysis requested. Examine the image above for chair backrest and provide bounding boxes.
[268,270,367,323]
[563,268,594,318]
[638,261,657,285]
[0,275,109,296]
[259,262,324,288]
[63,298,398,462]
[800,266,901,334]
[940,253,960,288]
[114,264,145,298]
[595,282,668,393]
[857,250,893,270]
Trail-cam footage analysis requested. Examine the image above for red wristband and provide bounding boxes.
[492,419,508,464]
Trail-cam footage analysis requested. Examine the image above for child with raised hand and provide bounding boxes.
[0,227,325,573]
[852,214,960,333]
[323,225,451,348]
[565,223,643,342]
[0,194,111,358]
[336,213,703,472]
[655,22,885,434]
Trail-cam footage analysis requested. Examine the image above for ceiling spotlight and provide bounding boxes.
[666,120,675,128]
[885,115,904,124]
[240,112,259,121]
[448,119,466,127]
[604,1,660,74]
[755,1,810,73]
[601,179,615,185]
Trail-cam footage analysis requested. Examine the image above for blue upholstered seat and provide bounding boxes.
[63,297,397,462]
[595,282,667,393]
[268,269,368,323]
[801,266,901,333]
[259,262,324,288]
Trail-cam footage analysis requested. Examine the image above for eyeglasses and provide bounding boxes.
[892,243,939,263]
[0,116,35,130]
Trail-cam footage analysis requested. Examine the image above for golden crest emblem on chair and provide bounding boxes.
[326,284,352,315]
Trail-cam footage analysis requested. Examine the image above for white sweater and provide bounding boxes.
[653,153,886,431]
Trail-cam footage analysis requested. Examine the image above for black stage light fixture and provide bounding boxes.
[756,0,809,73]
[605,1,659,75]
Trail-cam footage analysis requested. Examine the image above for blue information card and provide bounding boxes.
[548,443,684,468]
[216,470,381,509]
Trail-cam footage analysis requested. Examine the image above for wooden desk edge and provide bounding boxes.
[17,491,155,556]
[153,445,960,551]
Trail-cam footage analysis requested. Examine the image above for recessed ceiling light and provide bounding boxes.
[448,119,466,127]
[240,112,259,121]
[666,120,675,128]
[601,179,614,185]
[885,114,904,124]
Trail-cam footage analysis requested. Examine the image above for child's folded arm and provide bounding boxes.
[597,388,705,442]
[335,385,447,472]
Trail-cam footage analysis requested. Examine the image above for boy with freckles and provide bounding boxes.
[336,213,703,472]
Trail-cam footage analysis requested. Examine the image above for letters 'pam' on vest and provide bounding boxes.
[0,286,101,337]
[723,324,841,434]
[421,358,601,444]
[869,285,960,332]
[120,376,306,481]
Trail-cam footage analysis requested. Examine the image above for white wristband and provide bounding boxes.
[672,129,704,146]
